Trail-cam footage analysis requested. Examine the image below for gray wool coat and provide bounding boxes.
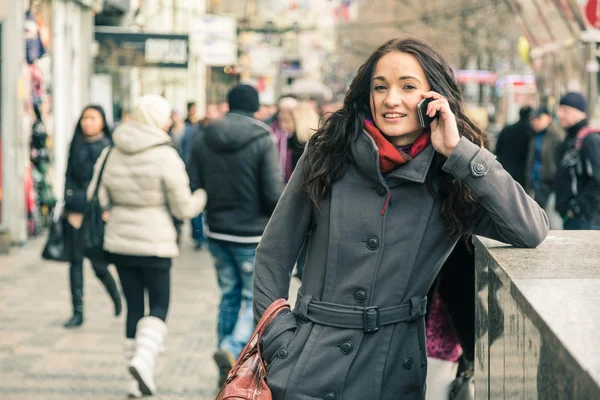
[253,133,549,400]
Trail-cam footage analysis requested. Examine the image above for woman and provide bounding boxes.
[270,96,299,180]
[287,102,321,180]
[63,105,121,328]
[88,95,206,397]
[252,37,548,399]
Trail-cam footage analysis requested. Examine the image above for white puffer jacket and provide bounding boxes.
[87,120,206,258]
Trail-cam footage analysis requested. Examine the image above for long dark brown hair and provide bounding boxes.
[302,37,488,236]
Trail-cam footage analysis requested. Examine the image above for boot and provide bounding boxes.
[98,270,122,316]
[124,339,143,398]
[129,316,168,396]
[64,264,84,328]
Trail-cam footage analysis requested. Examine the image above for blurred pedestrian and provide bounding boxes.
[495,106,533,188]
[167,109,185,147]
[270,96,299,179]
[485,113,501,153]
[252,37,547,399]
[88,95,207,397]
[255,104,273,121]
[288,102,320,180]
[202,102,221,127]
[177,102,208,250]
[187,84,284,387]
[184,101,198,126]
[555,92,600,230]
[218,101,229,115]
[320,102,342,120]
[63,105,121,328]
[527,106,565,229]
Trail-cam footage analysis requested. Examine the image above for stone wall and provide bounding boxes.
[474,232,600,398]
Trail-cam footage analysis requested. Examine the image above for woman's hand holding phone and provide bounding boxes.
[420,91,460,158]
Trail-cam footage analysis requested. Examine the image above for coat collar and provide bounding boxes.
[351,129,436,184]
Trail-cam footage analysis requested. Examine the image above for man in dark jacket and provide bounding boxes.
[495,106,533,187]
[555,92,600,230]
[187,84,284,386]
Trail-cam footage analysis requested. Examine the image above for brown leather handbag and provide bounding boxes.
[216,299,290,400]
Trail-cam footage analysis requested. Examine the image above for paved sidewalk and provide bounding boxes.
[0,233,298,399]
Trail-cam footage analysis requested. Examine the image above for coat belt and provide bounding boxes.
[293,292,427,334]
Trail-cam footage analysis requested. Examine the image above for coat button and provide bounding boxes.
[323,392,336,400]
[366,237,379,250]
[473,163,485,174]
[277,348,288,359]
[376,185,387,196]
[403,357,414,369]
[340,341,354,355]
[354,290,367,303]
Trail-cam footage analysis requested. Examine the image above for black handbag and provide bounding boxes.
[81,148,112,260]
[449,360,474,400]
[42,204,70,262]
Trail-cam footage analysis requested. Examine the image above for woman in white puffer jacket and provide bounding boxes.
[88,95,206,397]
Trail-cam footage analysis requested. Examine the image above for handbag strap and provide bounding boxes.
[90,147,113,201]
[227,299,290,378]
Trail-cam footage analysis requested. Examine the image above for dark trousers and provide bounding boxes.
[66,222,120,315]
[116,266,171,338]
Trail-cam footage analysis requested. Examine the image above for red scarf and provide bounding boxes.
[363,120,431,174]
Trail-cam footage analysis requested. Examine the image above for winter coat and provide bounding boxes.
[187,110,284,243]
[253,133,548,400]
[525,121,565,191]
[495,119,533,187]
[554,120,600,219]
[88,120,206,259]
[64,134,112,213]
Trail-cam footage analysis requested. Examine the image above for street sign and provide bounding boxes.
[585,0,600,29]
[94,28,189,69]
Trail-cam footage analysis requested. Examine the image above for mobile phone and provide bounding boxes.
[417,98,437,128]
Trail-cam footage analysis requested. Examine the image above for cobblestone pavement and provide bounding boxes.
[0,232,299,400]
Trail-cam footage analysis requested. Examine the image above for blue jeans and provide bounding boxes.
[208,239,256,359]
[191,213,205,246]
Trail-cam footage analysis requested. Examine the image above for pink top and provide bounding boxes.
[426,294,463,362]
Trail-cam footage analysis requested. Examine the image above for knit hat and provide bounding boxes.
[559,92,587,114]
[228,84,260,113]
[130,95,172,129]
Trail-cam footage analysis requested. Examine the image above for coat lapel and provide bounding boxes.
[386,144,436,184]
[351,130,436,185]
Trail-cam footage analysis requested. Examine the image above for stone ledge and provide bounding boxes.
[474,231,600,399]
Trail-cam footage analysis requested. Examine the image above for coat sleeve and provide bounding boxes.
[64,146,87,212]
[574,133,600,217]
[253,152,312,323]
[86,147,111,210]
[442,137,549,248]
[161,147,206,220]
[260,136,285,213]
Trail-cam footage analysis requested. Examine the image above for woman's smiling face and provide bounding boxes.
[369,51,431,146]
